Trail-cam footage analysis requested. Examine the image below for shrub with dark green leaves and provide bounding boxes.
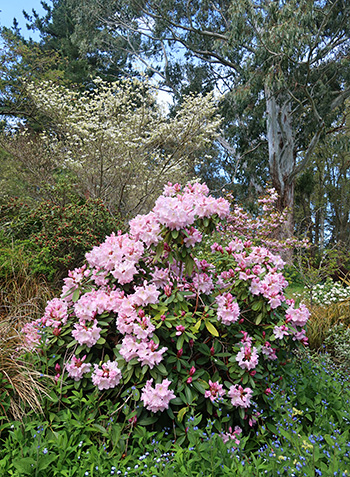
[0,198,125,281]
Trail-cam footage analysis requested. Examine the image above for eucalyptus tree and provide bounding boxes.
[79,0,350,237]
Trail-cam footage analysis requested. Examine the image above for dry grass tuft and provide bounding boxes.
[0,250,56,422]
[0,317,51,422]
[0,245,55,323]
[306,298,350,350]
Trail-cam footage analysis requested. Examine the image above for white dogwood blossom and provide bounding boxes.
[23,78,221,214]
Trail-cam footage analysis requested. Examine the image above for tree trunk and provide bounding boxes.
[265,86,295,261]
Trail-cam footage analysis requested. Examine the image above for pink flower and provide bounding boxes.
[92,360,122,390]
[236,345,259,370]
[129,212,161,246]
[141,378,176,413]
[192,272,214,295]
[285,303,310,327]
[204,380,226,402]
[22,319,43,349]
[216,293,240,325]
[72,319,101,347]
[228,384,253,409]
[273,325,289,340]
[133,283,160,306]
[261,342,277,360]
[220,426,242,445]
[42,298,68,328]
[184,227,203,247]
[136,339,168,368]
[66,355,91,381]
[119,335,140,361]
[176,325,185,336]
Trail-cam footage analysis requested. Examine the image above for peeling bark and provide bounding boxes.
[265,85,295,259]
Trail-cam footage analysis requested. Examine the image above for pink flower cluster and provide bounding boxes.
[285,303,310,327]
[22,297,68,349]
[220,426,242,445]
[141,378,176,413]
[224,188,309,253]
[86,232,144,285]
[236,345,259,370]
[61,265,90,301]
[72,319,102,347]
[129,182,230,243]
[228,384,253,408]
[22,320,44,350]
[204,380,226,402]
[91,360,122,390]
[113,282,168,368]
[66,355,91,381]
[216,293,240,325]
[42,298,68,329]
[119,336,167,368]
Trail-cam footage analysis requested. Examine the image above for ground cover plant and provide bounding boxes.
[1,351,350,476]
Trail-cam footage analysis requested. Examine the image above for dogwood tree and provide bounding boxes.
[4,78,221,214]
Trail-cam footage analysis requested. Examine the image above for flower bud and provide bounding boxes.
[189,366,196,376]
[186,377,192,384]
[177,348,183,358]
[164,285,172,297]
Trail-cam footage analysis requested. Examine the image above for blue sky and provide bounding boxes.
[0,0,45,39]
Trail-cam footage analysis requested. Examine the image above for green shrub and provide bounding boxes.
[0,198,125,282]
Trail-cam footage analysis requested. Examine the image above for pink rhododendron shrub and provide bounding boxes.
[23,181,309,437]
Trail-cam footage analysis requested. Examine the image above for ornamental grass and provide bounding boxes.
[0,316,49,423]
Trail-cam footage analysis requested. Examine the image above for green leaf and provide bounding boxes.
[96,337,106,345]
[192,381,206,394]
[255,313,263,325]
[176,334,185,350]
[251,301,262,311]
[177,407,188,422]
[171,397,184,406]
[184,386,192,404]
[37,455,58,471]
[137,415,158,426]
[205,320,219,337]
[266,422,278,435]
[72,288,80,303]
[185,255,195,276]
[13,458,37,475]
[156,363,168,375]
[171,230,179,239]
[167,406,175,419]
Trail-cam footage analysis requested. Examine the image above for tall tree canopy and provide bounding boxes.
[0,0,133,122]
[77,0,350,236]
